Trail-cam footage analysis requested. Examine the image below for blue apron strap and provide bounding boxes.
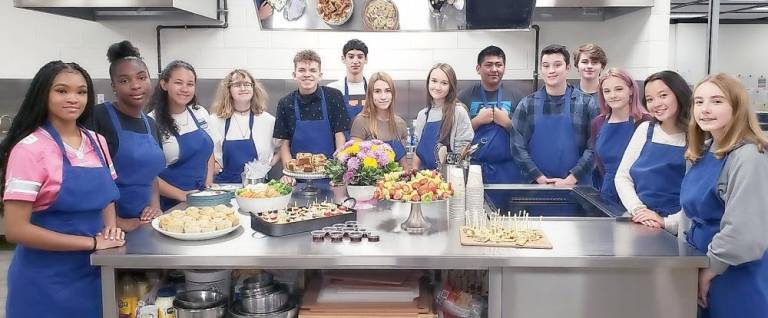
[223,112,256,143]
[248,111,255,139]
[42,122,109,169]
[83,129,109,168]
[104,102,125,132]
[343,77,367,107]
[533,86,573,117]
[319,87,329,120]
[293,93,302,119]
[479,83,503,109]
[420,106,433,139]
[294,89,330,120]
[224,116,232,139]
[187,106,204,129]
[534,87,546,117]
[646,121,655,141]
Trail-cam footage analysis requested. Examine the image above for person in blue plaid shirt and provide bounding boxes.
[510,44,599,186]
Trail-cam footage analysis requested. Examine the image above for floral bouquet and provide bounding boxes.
[325,139,402,186]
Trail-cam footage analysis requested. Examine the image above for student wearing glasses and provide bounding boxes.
[209,69,277,183]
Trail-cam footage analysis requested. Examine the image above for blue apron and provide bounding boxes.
[214,112,257,183]
[595,118,635,204]
[385,139,406,162]
[680,150,768,318]
[528,86,586,183]
[7,124,119,318]
[343,77,367,140]
[105,102,166,219]
[628,122,685,216]
[159,108,214,210]
[415,106,443,170]
[471,85,525,185]
[291,88,336,158]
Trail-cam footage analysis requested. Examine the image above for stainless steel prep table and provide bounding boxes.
[93,186,707,318]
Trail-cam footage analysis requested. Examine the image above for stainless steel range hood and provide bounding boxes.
[14,0,219,21]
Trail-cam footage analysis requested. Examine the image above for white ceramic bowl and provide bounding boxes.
[235,192,292,213]
[346,185,376,202]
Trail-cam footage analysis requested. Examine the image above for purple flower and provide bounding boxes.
[371,139,384,145]
[347,157,360,170]
[359,142,371,153]
[337,152,349,163]
[342,171,354,183]
[370,149,386,166]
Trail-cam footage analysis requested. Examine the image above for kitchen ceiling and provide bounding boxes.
[671,0,768,23]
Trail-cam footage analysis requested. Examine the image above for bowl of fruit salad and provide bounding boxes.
[374,169,453,203]
[235,180,293,213]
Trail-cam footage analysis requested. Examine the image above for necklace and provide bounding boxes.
[63,131,86,159]
[176,109,190,127]
[234,106,250,115]
[233,114,249,139]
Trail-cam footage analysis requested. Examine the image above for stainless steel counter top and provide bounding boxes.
[92,187,707,269]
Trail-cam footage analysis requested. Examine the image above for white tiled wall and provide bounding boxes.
[0,0,670,81]
[669,23,768,85]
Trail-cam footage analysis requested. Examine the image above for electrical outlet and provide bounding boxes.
[97,94,105,104]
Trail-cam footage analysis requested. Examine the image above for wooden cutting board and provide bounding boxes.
[459,228,553,249]
[301,277,432,315]
[323,270,422,286]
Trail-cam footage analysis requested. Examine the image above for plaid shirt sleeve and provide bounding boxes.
[569,92,599,181]
[510,95,539,182]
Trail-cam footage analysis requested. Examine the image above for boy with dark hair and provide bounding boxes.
[328,39,369,139]
[458,45,524,207]
[274,50,350,183]
[510,44,598,186]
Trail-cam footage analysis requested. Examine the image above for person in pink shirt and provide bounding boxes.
[0,61,125,317]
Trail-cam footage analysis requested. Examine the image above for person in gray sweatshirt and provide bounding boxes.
[412,63,473,170]
[633,73,768,318]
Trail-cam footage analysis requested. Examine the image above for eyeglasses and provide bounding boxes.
[229,81,254,89]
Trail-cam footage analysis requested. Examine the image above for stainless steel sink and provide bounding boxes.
[483,185,626,218]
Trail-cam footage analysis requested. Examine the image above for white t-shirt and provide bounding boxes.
[208,111,279,169]
[148,106,218,166]
[327,78,367,108]
[614,121,686,227]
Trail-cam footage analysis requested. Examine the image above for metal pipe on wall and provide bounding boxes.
[155,0,230,74]
[532,24,541,88]
[706,0,720,74]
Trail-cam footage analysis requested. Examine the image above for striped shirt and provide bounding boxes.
[510,85,599,182]
[3,128,116,211]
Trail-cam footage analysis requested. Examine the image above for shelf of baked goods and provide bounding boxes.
[259,0,469,32]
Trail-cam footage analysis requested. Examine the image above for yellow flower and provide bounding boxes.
[388,151,395,161]
[363,157,378,168]
[348,143,360,154]
[371,145,379,151]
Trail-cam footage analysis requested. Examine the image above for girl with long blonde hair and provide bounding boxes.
[209,69,277,182]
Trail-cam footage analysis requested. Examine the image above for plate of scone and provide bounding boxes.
[153,205,242,240]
